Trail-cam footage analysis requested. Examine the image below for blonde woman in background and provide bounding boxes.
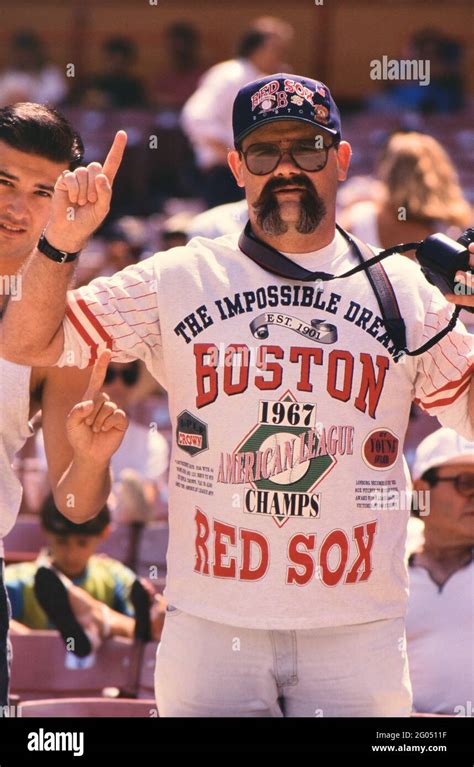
[340,131,472,255]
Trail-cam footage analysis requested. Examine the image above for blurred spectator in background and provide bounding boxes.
[102,361,169,524]
[181,16,294,207]
[368,28,465,115]
[6,498,165,651]
[406,429,474,715]
[73,220,144,286]
[160,211,194,249]
[82,36,147,108]
[188,198,248,240]
[340,131,472,253]
[336,175,385,217]
[412,29,465,112]
[99,225,139,275]
[0,30,68,107]
[154,23,206,112]
[89,223,140,278]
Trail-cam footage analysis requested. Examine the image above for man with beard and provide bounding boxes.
[247,136,327,237]
[2,74,474,717]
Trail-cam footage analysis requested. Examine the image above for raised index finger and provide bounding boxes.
[83,349,113,400]
[102,130,128,184]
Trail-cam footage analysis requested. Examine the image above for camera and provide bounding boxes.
[416,227,474,312]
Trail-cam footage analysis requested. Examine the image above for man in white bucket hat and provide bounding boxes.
[407,427,474,715]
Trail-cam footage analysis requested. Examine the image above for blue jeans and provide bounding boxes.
[0,559,12,712]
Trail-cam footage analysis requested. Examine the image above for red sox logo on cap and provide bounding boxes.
[251,78,326,116]
[232,73,342,146]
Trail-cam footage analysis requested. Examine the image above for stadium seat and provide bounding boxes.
[96,522,141,570]
[3,514,48,555]
[18,697,158,717]
[10,632,142,701]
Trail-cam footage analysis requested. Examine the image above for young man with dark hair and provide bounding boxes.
[0,102,83,168]
[0,102,128,711]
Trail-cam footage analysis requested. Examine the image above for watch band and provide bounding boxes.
[37,231,81,263]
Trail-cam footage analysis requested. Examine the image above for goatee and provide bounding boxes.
[252,176,327,236]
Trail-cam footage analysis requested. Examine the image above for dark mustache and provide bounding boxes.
[259,175,316,198]
[252,174,326,235]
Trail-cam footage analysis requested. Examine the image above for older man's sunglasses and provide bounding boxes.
[240,138,338,175]
[425,471,474,497]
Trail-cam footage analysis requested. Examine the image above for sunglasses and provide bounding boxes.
[240,138,337,176]
[428,472,474,498]
[104,365,139,386]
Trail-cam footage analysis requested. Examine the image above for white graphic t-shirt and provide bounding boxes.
[56,230,474,629]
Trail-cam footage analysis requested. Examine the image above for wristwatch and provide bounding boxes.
[37,231,81,263]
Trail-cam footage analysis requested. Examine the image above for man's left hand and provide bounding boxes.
[66,350,128,464]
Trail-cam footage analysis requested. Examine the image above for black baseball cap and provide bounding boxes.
[233,73,342,147]
[40,494,111,536]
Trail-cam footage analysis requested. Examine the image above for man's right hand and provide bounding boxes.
[44,130,128,254]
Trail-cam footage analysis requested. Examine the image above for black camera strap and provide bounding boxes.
[340,227,462,358]
[238,220,414,282]
[238,221,461,360]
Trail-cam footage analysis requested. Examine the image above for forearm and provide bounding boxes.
[1,245,75,365]
[52,454,111,523]
[106,609,135,639]
[91,603,134,639]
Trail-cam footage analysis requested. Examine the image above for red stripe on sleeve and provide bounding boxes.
[420,364,474,399]
[415,376,471,410]
[76,298,113,346]
[65,306,98,366]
